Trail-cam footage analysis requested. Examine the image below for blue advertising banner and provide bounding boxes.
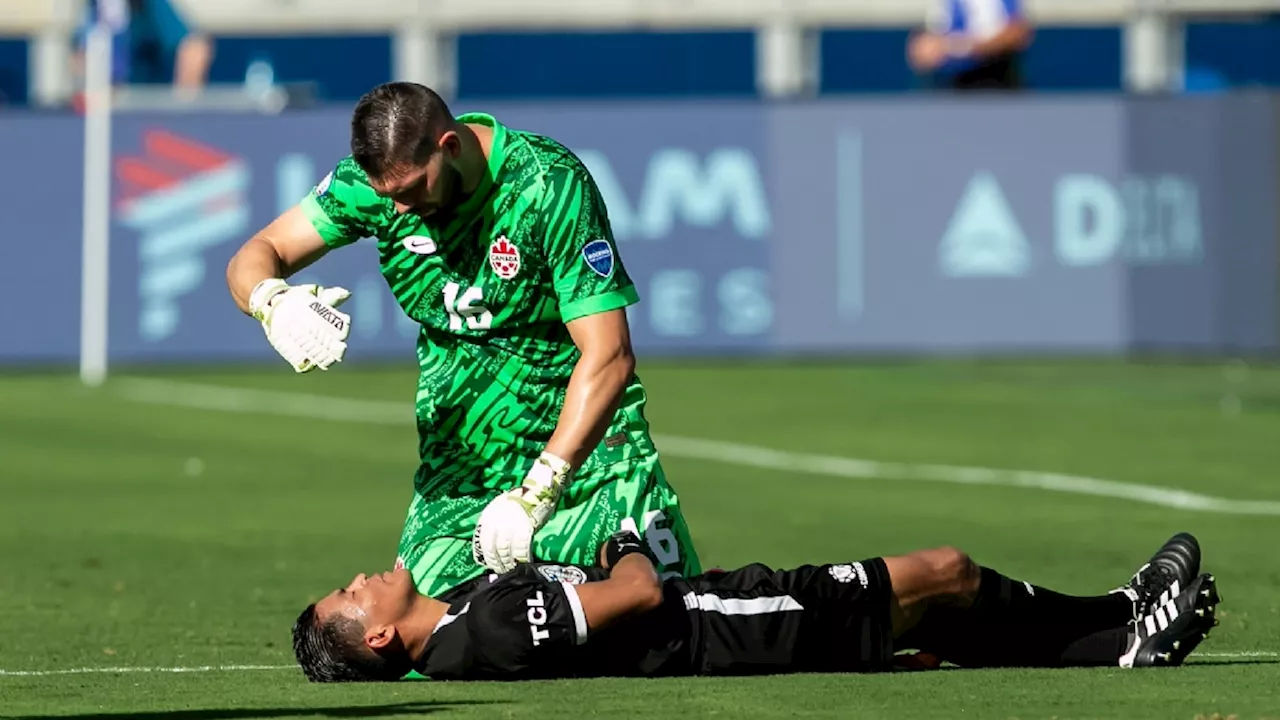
[491,102,772,353]
[769,98,1131,352]
[1123,94,1280,352]
[1,95,1276,365]
[2,116,84,362]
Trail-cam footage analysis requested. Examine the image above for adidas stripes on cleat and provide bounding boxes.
[1114,532,1202,620]
[1119,572,1220,668]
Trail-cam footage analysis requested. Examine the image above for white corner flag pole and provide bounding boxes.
[80,23,113,387]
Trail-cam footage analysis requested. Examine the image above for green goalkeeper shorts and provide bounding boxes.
[396,455,702,598]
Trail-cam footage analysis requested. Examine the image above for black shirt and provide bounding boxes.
[415,563,696,680]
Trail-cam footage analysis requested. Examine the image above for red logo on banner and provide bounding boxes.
[114,130,241,213]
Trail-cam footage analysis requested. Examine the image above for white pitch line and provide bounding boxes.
[0,664,294,677]
[113,377,1280,516]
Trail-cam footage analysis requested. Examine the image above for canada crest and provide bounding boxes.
[489,236,521,279]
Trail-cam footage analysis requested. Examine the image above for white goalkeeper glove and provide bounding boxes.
[472,452,573,573]
[248,278,352,374]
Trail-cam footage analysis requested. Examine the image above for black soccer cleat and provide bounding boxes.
[1119,572,1220,668]
[1115,532,1202,619]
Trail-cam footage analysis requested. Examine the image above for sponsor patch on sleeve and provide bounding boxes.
[537,565,589,585]
[581,239,614,278]
[315,171,333,197]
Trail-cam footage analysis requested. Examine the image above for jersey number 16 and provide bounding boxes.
[443,281,493,331]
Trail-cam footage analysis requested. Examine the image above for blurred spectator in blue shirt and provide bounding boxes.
[74,0,213,92]
[908,0,1034,90]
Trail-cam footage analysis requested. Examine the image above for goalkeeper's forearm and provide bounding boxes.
[544,344,634,468]
[227,236,287,316]
[228,207,334,315]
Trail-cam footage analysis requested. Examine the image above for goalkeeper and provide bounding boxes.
[225,81,701,597]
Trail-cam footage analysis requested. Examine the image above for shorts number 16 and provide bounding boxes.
[619,510,680,567]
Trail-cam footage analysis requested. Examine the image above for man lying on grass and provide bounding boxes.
[292,531,1217,681]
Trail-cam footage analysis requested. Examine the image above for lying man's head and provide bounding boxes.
[292,567,421,682]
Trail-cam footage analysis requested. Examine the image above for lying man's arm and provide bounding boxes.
[463,531,666,677]
[573,531,665,634]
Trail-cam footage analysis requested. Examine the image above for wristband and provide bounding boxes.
[248,278,290,320]
[603,530,655,569]
[523,451,572,495]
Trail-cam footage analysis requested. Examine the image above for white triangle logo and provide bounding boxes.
[938,173,1031,278]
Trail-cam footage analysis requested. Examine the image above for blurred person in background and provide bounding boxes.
[73,0,213,95]
[907,0,1034,90]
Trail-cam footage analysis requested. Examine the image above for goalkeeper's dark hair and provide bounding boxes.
[291,603,411,683]
[350,81,455,181]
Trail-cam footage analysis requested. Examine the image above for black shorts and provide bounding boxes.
[683,558,895,676]
[950,54,1023,90]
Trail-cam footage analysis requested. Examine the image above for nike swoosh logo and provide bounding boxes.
[403,235,437,255]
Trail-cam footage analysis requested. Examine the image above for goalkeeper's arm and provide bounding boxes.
[472,308,637,572]
[544,308,637,468]
[227,205,351,373]
[227,205,332,315]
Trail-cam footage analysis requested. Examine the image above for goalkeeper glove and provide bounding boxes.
[472,452,573,573]
[249,278,352,374]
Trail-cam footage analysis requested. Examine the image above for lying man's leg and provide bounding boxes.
[886,534,1218,669]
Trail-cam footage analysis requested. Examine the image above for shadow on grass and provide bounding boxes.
[4,701,495,720]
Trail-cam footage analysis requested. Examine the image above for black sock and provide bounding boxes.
[1059,626,1132,666]
[971,567,1134,636]
[899,607,1054,668]
[900,611,1132,668]
[895,567,1136,669]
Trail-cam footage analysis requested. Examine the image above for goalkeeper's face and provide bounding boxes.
[313,567,417,635]
[374,132,465,219]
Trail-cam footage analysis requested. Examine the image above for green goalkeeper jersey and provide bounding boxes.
[299,113,653,493]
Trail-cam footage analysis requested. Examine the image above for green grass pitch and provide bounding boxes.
[2,359,1278,719]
